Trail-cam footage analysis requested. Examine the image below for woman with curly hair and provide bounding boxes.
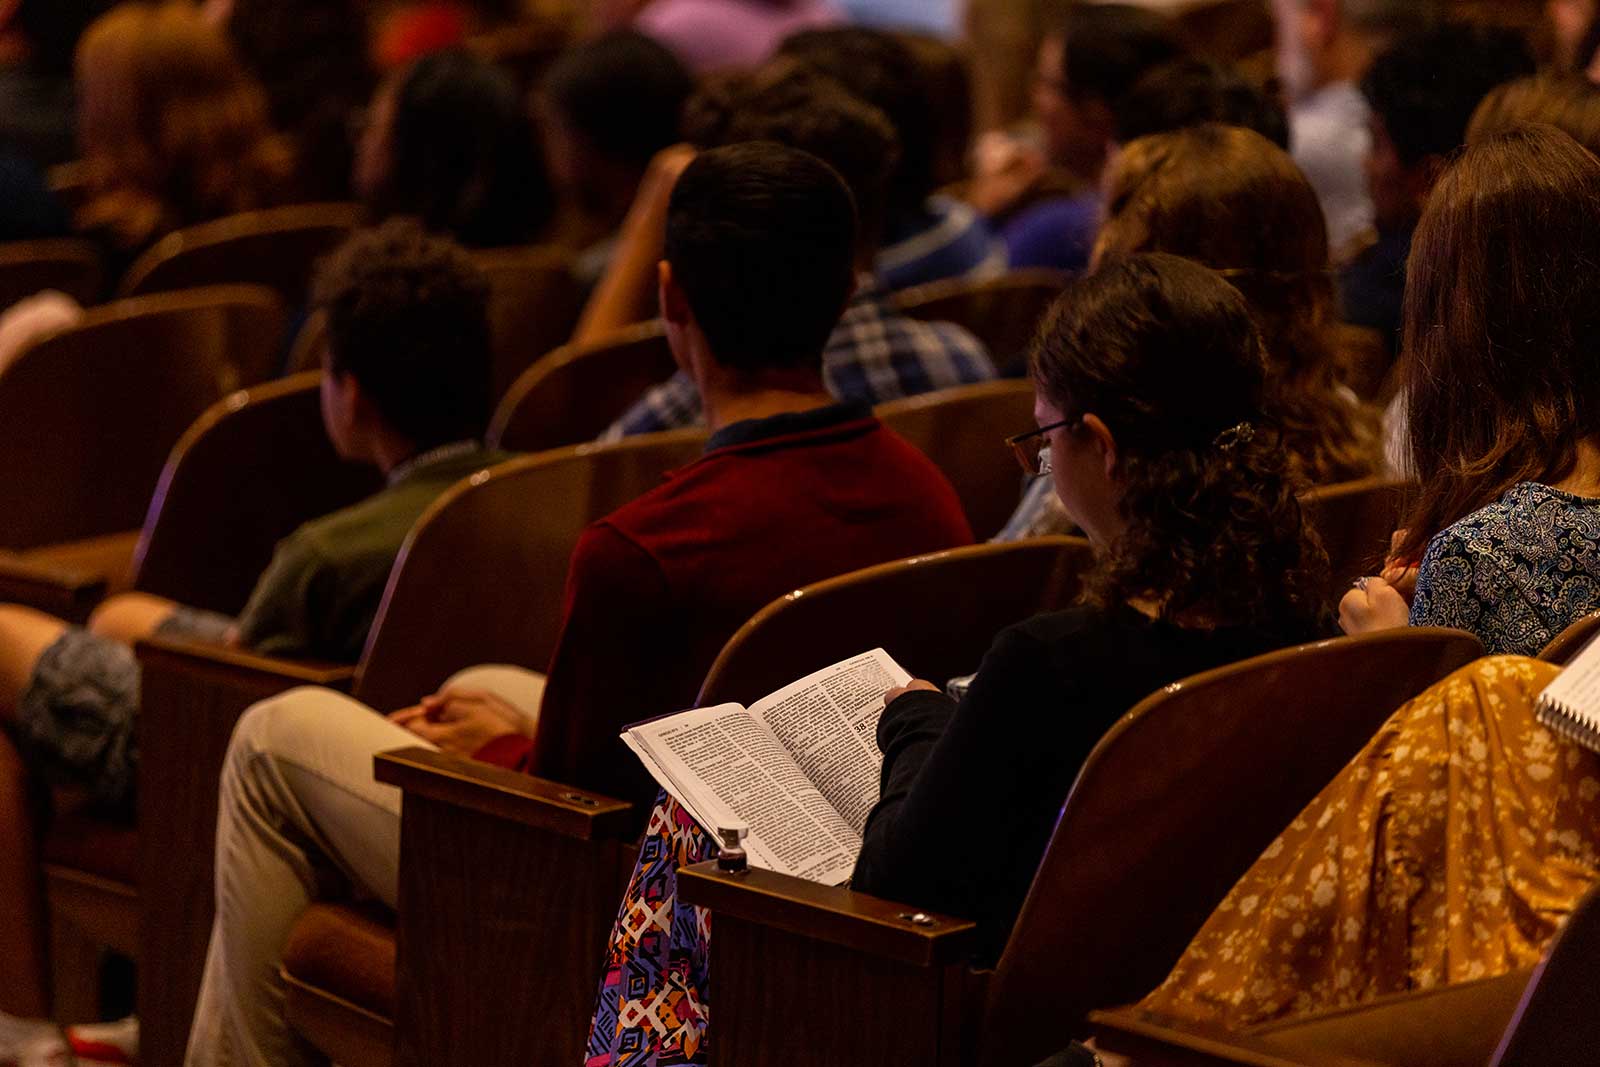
[850,253,1331,957]
[73,1,294,271]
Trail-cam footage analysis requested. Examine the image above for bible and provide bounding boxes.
[1537,634,1600,752]
[622,648,910,885]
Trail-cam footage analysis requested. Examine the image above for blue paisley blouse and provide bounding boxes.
[1410,482,1600,655]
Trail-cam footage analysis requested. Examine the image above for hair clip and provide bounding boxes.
[1213,422,1255,452]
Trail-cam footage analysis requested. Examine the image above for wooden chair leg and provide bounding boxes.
[49,914,105,1024]
[0,732,49,1018]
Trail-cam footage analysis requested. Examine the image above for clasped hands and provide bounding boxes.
[388,687,533,756]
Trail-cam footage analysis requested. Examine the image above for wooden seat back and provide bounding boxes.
[892,269,1067,374]
[1538,611,1600,665]
[0,238,103,307]
[116,202,365,304]
[699,537,1092,708]
[1493,885,1600,1066]
[129,373,384,615]
[0,286,283,550]
[978,627,1485,1067]
[1301,478,1410,598]
[350,429,707,711]
[487,321,676,452]
[876,381,1036,540]
[472,245,585,402]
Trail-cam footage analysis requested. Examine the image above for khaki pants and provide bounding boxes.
[183,665,545,1067]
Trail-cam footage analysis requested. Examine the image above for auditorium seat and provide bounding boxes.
[1088,882,1600,1067]
[676,628,1483,1067]
[116,202,365,305]
[1539,611,1600,665]
[876,380,1036,540]
[488,321,675,452]
[892,269,1068,374]
[0,286,283,572]
[0,238,103,308]
[354,537,1090,1067]
[131,430,705,1066]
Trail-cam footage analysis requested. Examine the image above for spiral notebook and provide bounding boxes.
[1536,636,1600,751]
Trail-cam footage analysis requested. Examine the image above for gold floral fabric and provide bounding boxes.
[1140,655,1600,1029]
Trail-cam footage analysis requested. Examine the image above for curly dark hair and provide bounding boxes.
[313,219,492,451]
[1031,253,1330,631]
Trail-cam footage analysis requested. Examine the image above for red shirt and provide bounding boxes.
[474,403,974,804]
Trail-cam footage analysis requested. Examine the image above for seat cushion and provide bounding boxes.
[41,816,139,885]
[282,903,397,1020]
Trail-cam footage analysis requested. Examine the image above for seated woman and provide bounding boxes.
[1342,126,1600,656]
[1000,124,1382,540]
[355,48,553,250]
[72,1,296,279]
[1134,652,1600,1031]
[586,253,1333,1063]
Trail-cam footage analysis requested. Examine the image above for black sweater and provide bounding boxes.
[851,603,1317,962]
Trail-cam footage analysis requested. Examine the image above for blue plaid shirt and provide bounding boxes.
[602,283,996,440]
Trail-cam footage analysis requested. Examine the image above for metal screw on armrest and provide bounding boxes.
[560,792,599,807]
[716,824,750,873]
[898,912,936,927]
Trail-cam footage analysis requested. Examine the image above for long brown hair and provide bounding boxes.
[1032,253,1329,632]
[1097,124,1380,486]
[1396,124,1600,562]
[74,1,294,250]
[1467,74,1600,157]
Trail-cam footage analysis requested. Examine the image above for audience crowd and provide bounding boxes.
[0,1,1598,1065]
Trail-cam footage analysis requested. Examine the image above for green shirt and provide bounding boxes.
[235,443,510,662]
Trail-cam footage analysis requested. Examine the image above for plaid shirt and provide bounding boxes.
[602,283,996,439]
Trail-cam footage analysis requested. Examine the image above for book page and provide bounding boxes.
[625,703,861,884]
[1541,632,1600,730]
[749,649,911,835]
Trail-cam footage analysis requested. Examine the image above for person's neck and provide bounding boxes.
[370,432,422,477]
[1553,438,1600,499]
[703,384,836,434]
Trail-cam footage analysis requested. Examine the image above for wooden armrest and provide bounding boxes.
[374,748,634,840]
[1090,970,1532,1067]
[136,634,355,688]
[133,635,355,1067]
[1090,1006,1382,1067]
[678,860,978,969]
[0,550,109,622]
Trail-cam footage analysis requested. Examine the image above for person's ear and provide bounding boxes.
[1081,413,1118,478]
[658,259,691,325]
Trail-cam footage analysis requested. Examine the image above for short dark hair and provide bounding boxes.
[1116,59,1289,148]
[777,27,937,209]
[541,31,692,172]
[683,61,897,253]
[1057,3,1185,106]
[313,220,493,450]
[665,143,856,375]
[1361,23,1534,168]
[378,49,552,248]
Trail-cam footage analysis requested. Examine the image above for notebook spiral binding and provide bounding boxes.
[1536,696,1600,753]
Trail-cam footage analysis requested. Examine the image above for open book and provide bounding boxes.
[623,649,909,886]
[1537,634,1600,751]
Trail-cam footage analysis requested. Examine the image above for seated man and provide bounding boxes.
[185,141,975,1067]
[594,61,996,438]
[0,219,504,817]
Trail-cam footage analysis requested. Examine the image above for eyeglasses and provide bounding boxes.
[1006,417,1078,477]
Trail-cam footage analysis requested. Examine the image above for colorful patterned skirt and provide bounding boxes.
[586,790,716,1067]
